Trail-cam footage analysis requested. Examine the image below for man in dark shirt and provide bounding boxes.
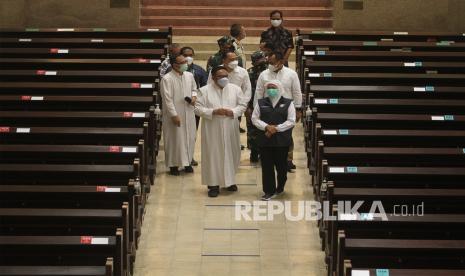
[207,36,243,73]
[260,10,294,64]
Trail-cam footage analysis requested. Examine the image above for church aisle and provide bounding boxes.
[134,123,326,276]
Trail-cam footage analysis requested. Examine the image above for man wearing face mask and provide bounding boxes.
[260,10,294,65]
[206,36,243,73]
[230,23,247,68]
[252,80,296,200]
[194,66,247,197]
[160,54,198,176]
[180,46,208,167]
[246,50,268,163]
[253,51,302,172]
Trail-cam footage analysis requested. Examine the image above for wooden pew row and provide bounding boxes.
[0,259,113,276]
[344,267,465,276]
[0,207,131,275]
[300,40,465,51]
[0,234,123,276]
[0,48,164,59]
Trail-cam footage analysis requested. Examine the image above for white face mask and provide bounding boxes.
[271,19,282,27]
[217,77,229,88]
[186,56,194,65]
[268,64,279,72]
[228,60,239,70]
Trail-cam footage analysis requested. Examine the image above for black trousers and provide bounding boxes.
[259,146,289,194]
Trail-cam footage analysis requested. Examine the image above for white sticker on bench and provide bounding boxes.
[323,130,337,135]
[360,213,374,220]
[308,73,320,77]
[431,116,444,121]
[45,71,57,76]
[414,87,426,92]
[404,62,416,67]
[150,59,161,63]
[147,28,160,31]
[19,38,32,42]
[141,84,153,88]
[394,31,408,35]
[57,49,69,54]
[329,167,345,173]
[91,237,109,244]
[57,28,75,32]
[304,51,315,56]
[31,96,44,101]
[352,270,370,276]
[339,213,357,221]
[91,39,104,43]
[132,113,145,118]
[315,99,328,104]
[104,187,121,193]
[16,128,31,133]
[122,147,137,153]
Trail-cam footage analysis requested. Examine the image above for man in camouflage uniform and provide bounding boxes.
[245,50,268,163]
[206,36,243,73]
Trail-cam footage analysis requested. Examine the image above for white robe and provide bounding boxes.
[195,83,247,187]
[160,70,197,168]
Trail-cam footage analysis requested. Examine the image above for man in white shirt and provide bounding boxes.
[253,51,303,171]
[160,54,198,176]
[208,51,252,133]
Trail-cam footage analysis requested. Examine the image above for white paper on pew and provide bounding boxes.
[147,28,160,32]
[122,147,137,153]
[141,84,153,88]
[404,62,416,67]
[315,99,328,104]
[16,128,31,133]
[394,31,408,35]
[352,270,370,276]
[132,113,145,118]
[91,237,109,244]
[360,213,374,220]
[19,38,32,42]
[150,59,161,63]
[57,49,69,54]
[31,96,44,101]
[323,130,337,135]
[57,28,75,32]
[431,116,445,121]
[414,87,426,92]
[339,213,357,221]
[91,39,104,43]
[304,51,315,56]
[45,71,57,76]
[104,187,121,193]
[308,73,320,77]
[329,167,345,173]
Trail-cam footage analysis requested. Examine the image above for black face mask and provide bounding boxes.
[256,62,268,71]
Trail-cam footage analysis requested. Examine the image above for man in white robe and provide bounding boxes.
[195,66,247,197]
[160,54,198,176]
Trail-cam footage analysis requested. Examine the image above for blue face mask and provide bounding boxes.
[266,88,279,98]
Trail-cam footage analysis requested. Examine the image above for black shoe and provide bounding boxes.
[226,184,238,192]
[261,193,276,201]
[276,189,284,196]
[191,159,198,166]
[239,127,246,133]
[184,166,194,173]
[250,153,259,163]
[288,160,296,170]
[208,186,220,197]
[169,167,179,176]
[241,145,245,150]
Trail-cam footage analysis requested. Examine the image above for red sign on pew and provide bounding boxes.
[21,96,32,100]
[96,186,107,192]
[123,112,133,118]
[0,127,10,133]
[36,70,46,75]
[138,58,148,63]
[109,146,121,152]
[80,236,92,244]
[131,83,141,88]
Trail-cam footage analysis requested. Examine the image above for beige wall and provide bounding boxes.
[333,0,465,32]
[0,0,139,28]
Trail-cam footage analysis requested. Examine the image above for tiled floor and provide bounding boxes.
[134,123,326,276]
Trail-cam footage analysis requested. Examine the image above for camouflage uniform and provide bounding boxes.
[207,36,243,73]
[246,51,268,161]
